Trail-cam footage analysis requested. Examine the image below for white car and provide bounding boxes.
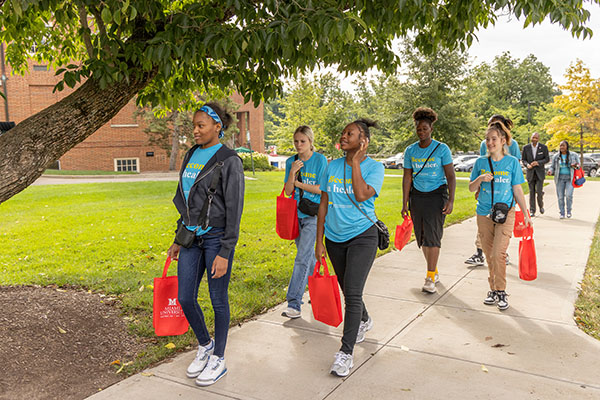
[453,154,479,167]
[384,152,403,169]
[455,157,478,172]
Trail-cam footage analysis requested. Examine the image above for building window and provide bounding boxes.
[33,65,48,71]
[114,158,139,172]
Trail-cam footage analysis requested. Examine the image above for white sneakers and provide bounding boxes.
[195,355,228,386]
[186,340,214,378]
[330,351,354,377]
[186,340,227,386]
[356,316,373,344]
[422,277,436,293]
[281,307,301,319]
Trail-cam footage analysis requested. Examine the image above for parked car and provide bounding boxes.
[586,153,600,162]
[384,152,403,169]
[453,154,479,167]
[455,157,478,172]
[546,155,598,177]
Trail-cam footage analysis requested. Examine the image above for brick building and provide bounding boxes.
[0,49,264,172]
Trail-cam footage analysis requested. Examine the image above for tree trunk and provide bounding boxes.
[0,70,156,204]
[169,111,179,171]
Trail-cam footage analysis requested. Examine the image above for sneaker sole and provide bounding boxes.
[497,304,509,311]
[330,363,353,377]
[281,311,301,319]
[187,370,203,379]
[483,300,497,305]
[422,287,437,294]
[195,368,228,387]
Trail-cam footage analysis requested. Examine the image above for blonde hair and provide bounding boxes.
[294,125,314,151]
[486,123,511,156]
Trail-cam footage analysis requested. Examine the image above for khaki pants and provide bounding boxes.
[476,209,515,291]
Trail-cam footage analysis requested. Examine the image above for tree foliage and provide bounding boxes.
[544,60,600,151]
[0,0,598,203]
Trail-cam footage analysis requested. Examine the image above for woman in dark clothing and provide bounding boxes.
[167,102,245,387]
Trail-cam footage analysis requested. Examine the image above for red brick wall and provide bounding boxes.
[0,52,264,172]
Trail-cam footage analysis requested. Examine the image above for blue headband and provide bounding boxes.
[200,105,226,138]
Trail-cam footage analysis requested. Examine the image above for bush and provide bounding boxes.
[238,152,274,171]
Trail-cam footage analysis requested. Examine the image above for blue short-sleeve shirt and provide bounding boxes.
[284,152,328,218]
[480,139,521,160]
[470,155,525,216]
[319,157,384,242]
[404,140,453,192]
[181,143,222,235]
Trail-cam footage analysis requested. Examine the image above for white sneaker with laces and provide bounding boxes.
[330,351,353,377]
[422,277,436,293]
[195,355,227,386]
[281,307,301,319]
[356,316,373,344]
[186,340,214,378]
[434,273,440,284]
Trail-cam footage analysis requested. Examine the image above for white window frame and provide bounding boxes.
[114,157,140,172]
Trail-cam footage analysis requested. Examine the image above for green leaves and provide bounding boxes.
[1,0,598,111]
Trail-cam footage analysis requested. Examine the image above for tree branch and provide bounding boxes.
[76,1,95,59]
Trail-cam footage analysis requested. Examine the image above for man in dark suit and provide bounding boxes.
[521,132,549,216]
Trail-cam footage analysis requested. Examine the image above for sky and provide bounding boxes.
[336,3,600,91]
[468,3,600,86]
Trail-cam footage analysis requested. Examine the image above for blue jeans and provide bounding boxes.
[177,228,233,358]
[556,175,574,216]
[286,216,317,311]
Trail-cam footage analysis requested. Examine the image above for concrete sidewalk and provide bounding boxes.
[89,182,600,400]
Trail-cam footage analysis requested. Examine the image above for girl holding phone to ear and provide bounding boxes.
[315,118,384,377]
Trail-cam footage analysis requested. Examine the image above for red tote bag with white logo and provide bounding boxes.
[276,187,299,240]
[153,257,189,336]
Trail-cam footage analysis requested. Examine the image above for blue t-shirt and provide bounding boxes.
[559,154,571,176]
[284,152,328,219]
[404,140,453,192]
[480,139,521,160]
[320,157,384,242]
[470,155,525,216]
[181,144,222,235]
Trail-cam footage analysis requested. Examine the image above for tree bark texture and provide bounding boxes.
[0,70,156,204]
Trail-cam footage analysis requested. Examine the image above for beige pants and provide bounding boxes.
[476,209,515,291]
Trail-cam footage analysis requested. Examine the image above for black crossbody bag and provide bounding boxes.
[488,157,512,224]
[174,161,225,247]
[343,164,389,250]
[294,155,320,216]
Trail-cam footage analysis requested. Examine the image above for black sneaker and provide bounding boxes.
[540,207,545,214]
[496,291,509,310]
[465,253,485,266]
[483,290,498,305]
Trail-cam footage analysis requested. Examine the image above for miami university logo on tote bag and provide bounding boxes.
[153,257,189,336]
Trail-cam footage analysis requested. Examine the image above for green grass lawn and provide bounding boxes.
[0,170,483,372]
[575,213,600,341]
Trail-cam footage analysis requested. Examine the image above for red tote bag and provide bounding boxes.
[308,257,343,327]
[276,187,299,240]
[518,226,537,281]
[153,257,189,336]
[573,167,586,188]
[394,216,413,251]
[513,208,529,238]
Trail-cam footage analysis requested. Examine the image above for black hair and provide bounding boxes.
[351,118,378,140]
[412,107,438,126]
[561,140,570,164]
[196,102,233,131]
[488,114,514,131]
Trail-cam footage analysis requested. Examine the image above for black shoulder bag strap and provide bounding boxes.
[342,163,384,233]
[488,157,495,207]
[198,161,225,230]
[294,154,305,199]
[412,142,441,180]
